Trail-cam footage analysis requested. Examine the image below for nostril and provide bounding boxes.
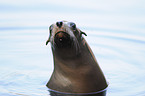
[56,21,63,28]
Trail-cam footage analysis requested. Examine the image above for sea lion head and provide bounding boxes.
[46,21,87,59]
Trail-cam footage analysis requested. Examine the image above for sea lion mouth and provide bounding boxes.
[54,31,72,48]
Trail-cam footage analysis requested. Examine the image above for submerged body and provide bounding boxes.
[46,21,108,93]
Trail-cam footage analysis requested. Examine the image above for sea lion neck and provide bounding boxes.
[53,51,92,77]
[52,46,81,63]
[52,39,96,72]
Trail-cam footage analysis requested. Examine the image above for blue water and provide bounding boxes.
[0,0,145,96]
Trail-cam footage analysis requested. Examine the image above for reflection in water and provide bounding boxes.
[48,89,107,96]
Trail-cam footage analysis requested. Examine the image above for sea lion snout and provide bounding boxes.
[54,31,72,48]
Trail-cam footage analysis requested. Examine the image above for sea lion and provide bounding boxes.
[46,21,108,94]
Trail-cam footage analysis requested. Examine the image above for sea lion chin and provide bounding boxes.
[46,21,108,94]
[54,31,72,49]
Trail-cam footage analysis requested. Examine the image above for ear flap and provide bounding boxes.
[46,34,51,45]
[77,29,87,39]
[46,39,50,45]
[79,29,87,38]
[80,31,87,36]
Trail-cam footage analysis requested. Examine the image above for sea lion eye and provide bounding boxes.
[70,22,76,30]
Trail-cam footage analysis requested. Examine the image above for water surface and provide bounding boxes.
[0,0,145,96]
